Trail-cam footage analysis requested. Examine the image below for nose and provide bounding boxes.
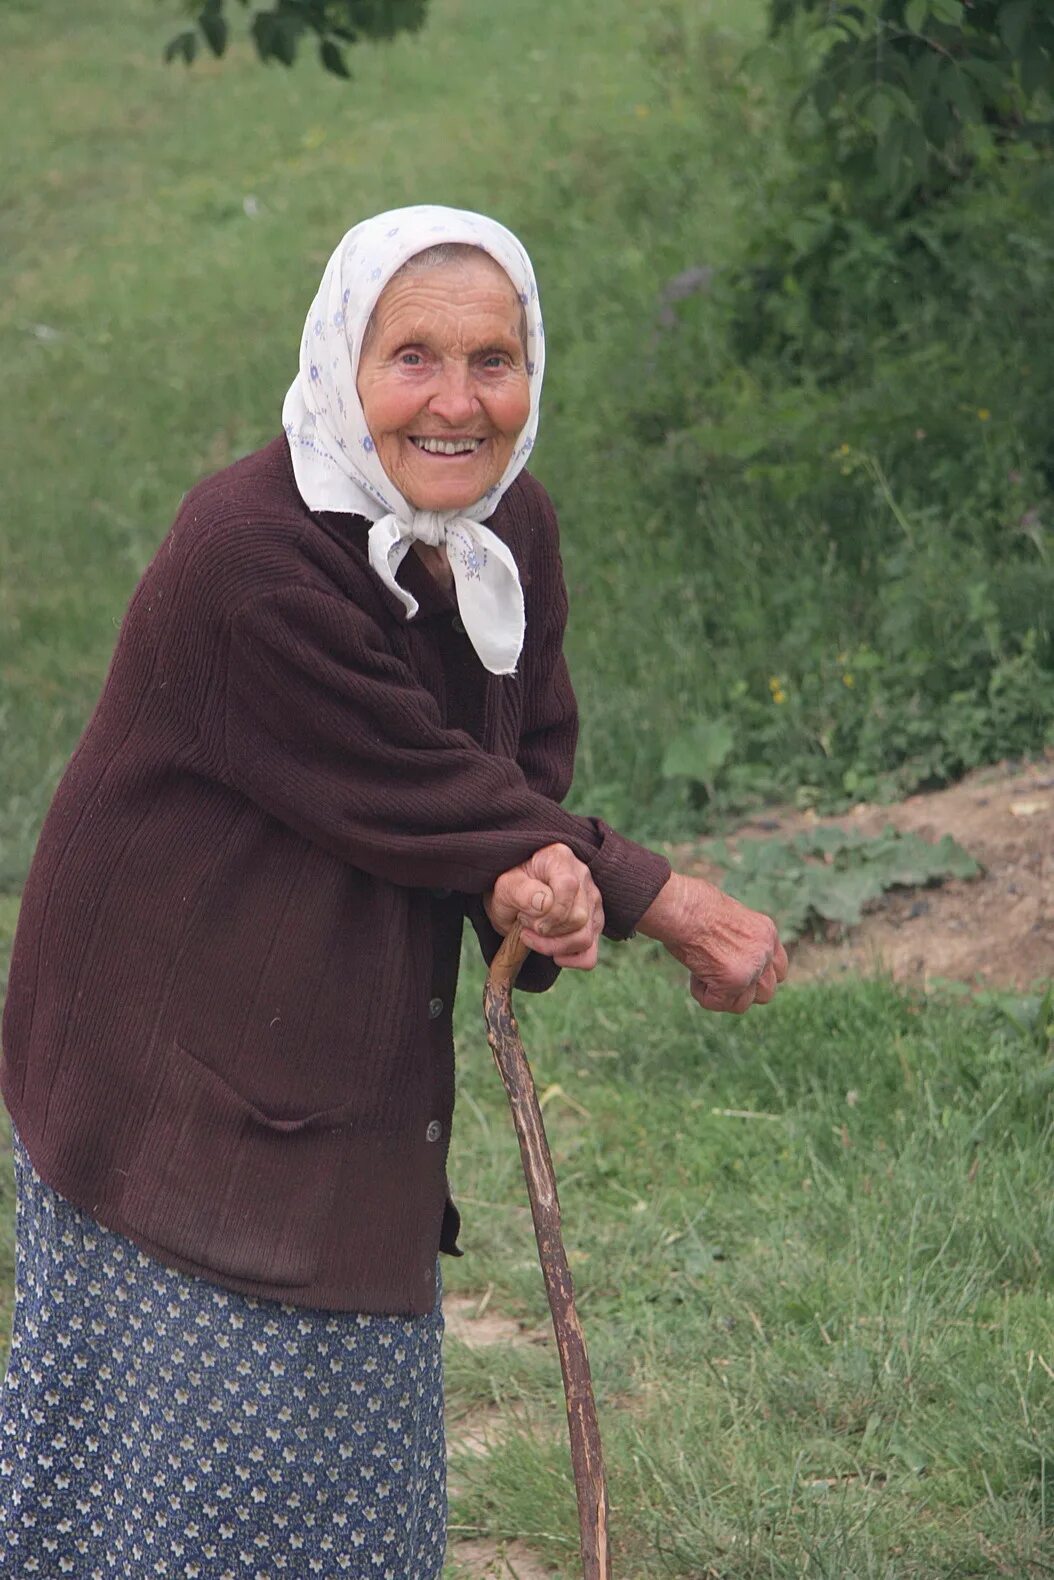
[427,360,479,428]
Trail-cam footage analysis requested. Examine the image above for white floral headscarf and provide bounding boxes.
[282,205,545,675]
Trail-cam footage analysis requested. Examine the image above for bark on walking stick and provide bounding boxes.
[483,920,612,1580]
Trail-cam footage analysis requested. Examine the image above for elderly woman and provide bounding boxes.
[0,206,785,1577]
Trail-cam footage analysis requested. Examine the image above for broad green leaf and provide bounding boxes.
[270,16,299,67]
[929,0,963,26]
[704,828,980,943]
[722,874,813,943]
[836,12,872,41]
[947,65,983,124]
[660,719,734,788]
[876,122,907,192]
[812,70,838,118]
[866,85,899,141]
[198,9,228,55]
[904,0,928,34]
[998,0,1034,60]
[912,47,941,97]
[794,827,861,858]
[963,56,1010,97]
[699,838,734,869]
[164,28,198,64]
[320,38,351,77]
[923,95,955,146]
[735,839,803,877]
[931,834,982,879]
[1020,45,1051,99]
[896,124,930,199]
[808,868,885,927]
[251,11,276,60]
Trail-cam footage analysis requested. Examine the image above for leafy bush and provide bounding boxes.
[605,2,1054,830]
[165,0,428,76]
[769,0,1054,206]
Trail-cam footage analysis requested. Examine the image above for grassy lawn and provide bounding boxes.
[443,954,1053,1576]
[2,0,1052,1574]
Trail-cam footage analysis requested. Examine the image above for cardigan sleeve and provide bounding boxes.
[223,584,670,939]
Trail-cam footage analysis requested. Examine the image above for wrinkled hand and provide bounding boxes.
[484,843,604,970]
[638,872,788,1013]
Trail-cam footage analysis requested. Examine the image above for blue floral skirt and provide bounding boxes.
[0,1129,447,1578]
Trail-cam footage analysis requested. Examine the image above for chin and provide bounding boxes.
[414,492,484,512]
[404,469,502,514]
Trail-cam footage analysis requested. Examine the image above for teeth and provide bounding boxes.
[413,437,482,455]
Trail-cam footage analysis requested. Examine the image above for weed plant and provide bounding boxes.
[632,13,1054,826]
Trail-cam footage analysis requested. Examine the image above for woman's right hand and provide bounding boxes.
[484,843,604,970]
[637,872,788,1013]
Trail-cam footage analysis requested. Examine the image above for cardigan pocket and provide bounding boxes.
[118,1039,345,1288]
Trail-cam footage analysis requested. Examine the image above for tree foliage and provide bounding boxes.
[165,0,429,78]
[770,0,1054,204]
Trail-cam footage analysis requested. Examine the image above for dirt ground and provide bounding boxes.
[677,755,1053,992]
[450,1540,555,1580]
[445,1293,560,1578]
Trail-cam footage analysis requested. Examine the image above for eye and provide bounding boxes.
[398,350,424,367]
[480,351,512,370]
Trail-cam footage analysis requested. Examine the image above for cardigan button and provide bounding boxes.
[426,1120,443,1143]
[427,997,444,1020]
[451,614,466,636]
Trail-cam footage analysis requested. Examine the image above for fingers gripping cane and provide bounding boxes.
[483,920,612,1580]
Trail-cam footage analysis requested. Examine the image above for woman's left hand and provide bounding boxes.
[484,843,604,969]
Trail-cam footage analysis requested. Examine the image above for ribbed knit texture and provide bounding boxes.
[0,438,671,1315]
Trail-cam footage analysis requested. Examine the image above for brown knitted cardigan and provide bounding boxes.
[0,437,670,1315]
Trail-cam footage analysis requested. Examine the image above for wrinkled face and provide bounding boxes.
[356,253,531,512]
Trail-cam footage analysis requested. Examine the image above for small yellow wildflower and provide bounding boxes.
[634,103,651,119]
[836,651,848,665]
[768,676,787,705]
[842,673,855,688]
[977,408,991,422]
[838,442,851,455]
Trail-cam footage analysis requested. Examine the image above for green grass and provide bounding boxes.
[2,1,1053,1574]
[442,953,1053,1576]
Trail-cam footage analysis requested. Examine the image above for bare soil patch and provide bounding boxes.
[444,1293,557,1573]
[447,1400,528,1502]
[449,1538,558,1579]
[445,1291,548,1352]
[677,756,1053,990]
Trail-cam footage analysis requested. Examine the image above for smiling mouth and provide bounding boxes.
[409,436,485,457]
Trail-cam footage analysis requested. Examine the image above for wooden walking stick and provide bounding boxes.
[483,920,612,1580]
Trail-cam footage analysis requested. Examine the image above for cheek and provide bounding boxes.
[358,371,422,438]
[491,376,531,438]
